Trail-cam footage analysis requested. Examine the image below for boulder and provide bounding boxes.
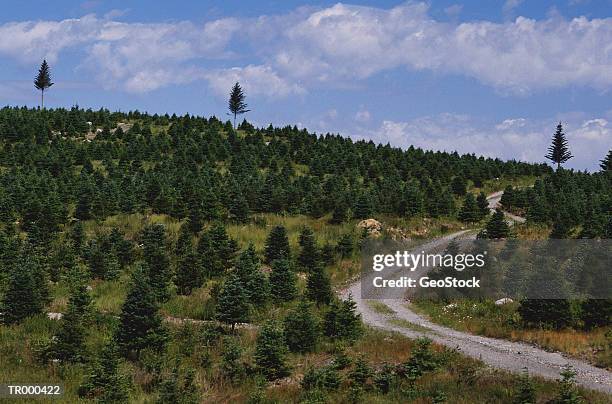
[357,219,382,237]
[495,298,514,306]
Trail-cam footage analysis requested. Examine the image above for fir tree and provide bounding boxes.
[324,296,362,342]
[79,339,130,402]
[545,123,573,170]
[513,369,536,404]
[283,299,320,353]
[306,263,332,305]
[235,244,269,305]
[550,213,571,239]
[458,193,479,223]
[215,273,249,329]
[34,59,54,108]
[451,175,467,196]
[269,259,297,301]
[228,82,250,128]
[336,234,354,258]
[175,250,203,295]
[600,149,612,172]
[221,337,245,382]
[116,267,168,358]
[264,225,290,264]
[298,226,319,272]
[1,255,46,324]
[476,192,490,219]
[353,193,373,219]
[483,209,510,239]
[141,224,171,302]
[254,321,290,380]
[554,366,584,404]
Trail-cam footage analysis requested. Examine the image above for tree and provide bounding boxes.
[115,267,167,358]
[34,59,54,108]
[483,209,510,239]
[553,366,584,404]
[221,337,245,382]
[458,193,479,223]
[235,244,269,305]
[264,225,290,264]
[254,321,289,380]
[1,255,46,324]
[141,224,171,302]
[79,339,130,402]
[283,299,320,353]
[269,259,297,301]
[215,273,249,329]
[353,193,373,219]
[600,149,612,172]
[228,82,250,128]
[175,250,203,295]
[306,263,332,305]
[513,369,536,404]
[476,192,489,219]
[545,123,573,170]
[298,226,319,272]
[324,296,362,342]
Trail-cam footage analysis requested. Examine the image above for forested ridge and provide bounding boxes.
[0,105,610,403]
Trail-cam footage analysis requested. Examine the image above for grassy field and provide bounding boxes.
[411,299,612,369]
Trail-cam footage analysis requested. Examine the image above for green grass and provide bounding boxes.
[367,301,396,315]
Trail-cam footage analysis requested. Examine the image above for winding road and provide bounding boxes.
[342,192,612,394]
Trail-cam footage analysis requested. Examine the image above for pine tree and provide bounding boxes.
[221,337,245,382]
[458,193,479,223]
[175,250,203,295]
[141,224,171,302]
[79,339,130,402]
[336,234,354,258]
[550,212,571,239]
[34,59,54,108]
[269,259,297,301]
[483,209,510,239]
[215,273,249,329]
[283,299,320,353]
[600,150,612,172]
[306,263,332,305]
[254,321,290,380]
[264,225,290,264]
[116,267,168,358]
[554,366,584,404]
[1,255,46,324]
[298,226,319,272]
[513,368,536,404]
[545,123,573,170]
[476,192,490,219]
[451,175,467,196]
[353,193,373,219]
[324,296,362,341]
[228,82,250,128]
[235,244,269,305]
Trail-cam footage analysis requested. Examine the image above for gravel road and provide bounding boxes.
[342,193,612,394]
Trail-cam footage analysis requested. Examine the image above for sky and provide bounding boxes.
[0,1,611,171]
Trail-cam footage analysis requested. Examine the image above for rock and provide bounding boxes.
[113,122,133,134]
[47,312,63,320]
[357,219,382,237]
[86,285,93,292]
[495,298,513,306]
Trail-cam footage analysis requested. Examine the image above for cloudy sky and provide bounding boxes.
[1,0,611,170]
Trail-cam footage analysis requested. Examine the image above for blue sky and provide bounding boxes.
[1,1,611,170]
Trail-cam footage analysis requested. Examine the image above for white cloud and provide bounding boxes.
[364,114,611,171]
[444,4,463,19]
[203,65,305,98]
[503,0,524,18]
[0,3,610,95]
[355,108,371,122]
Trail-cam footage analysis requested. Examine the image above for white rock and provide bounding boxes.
[495,298,513,306]
[47,312,63,320]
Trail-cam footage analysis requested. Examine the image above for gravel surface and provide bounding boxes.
[342,193,612,394]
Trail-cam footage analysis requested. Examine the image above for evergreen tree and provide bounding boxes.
[254,321,290,380]
[116,268,168,358]
[79,339,130,402]
[175,250,203,295]
[283,299,320,353]
[545,123,573,170]
[215,273,249,329]
[1,255,46,324]
[298,226,319,272]
[353,193,373,219]
[451,175,467,196]
[476,192,490,219]
[228,82,250,128]
[141,224,171,302]
[34,59,54,108]
[336,234,354,258]
[483,209,510,239]
[553,366,584,404]
[221,337,245,383]
[581,299,611,329]
[306,263,333,305]
[550,213,571,239]
[324,296,362,342]
[513,369,536,404]
[269,259,297,301]
[458,193,479,223]
[264,225,290,264]
[600,149,612,172]
[235,244,269,305]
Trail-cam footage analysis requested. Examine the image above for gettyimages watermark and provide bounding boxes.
[360,238,612,300]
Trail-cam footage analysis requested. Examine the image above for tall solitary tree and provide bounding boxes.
[228,82,250,129]
[34,59,54,108]
[545,123,573,170]
[600,149,612,172]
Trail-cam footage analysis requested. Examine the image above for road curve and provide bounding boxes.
[342,193,612,394]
